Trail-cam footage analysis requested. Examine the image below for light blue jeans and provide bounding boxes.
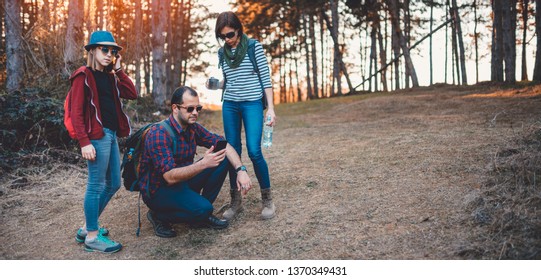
[84,128,121,231]
[222,100,271,190]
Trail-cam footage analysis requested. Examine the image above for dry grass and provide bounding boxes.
[463,123,541,259]
[1,84,540,259]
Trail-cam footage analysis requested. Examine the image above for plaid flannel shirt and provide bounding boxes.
[137,115,224,202]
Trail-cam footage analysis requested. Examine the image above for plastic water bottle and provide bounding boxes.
[262,115,273,148]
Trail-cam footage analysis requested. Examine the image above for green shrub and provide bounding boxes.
[0,88,71,152]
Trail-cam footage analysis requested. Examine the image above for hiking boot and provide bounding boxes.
[191,215,229,229]
[84,234,122,253]
[147,210,177,238]
[223,188,243,220]
[261,188,276,220]
[75,227,109,243]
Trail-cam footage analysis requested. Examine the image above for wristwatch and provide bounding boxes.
[235,165,247,173]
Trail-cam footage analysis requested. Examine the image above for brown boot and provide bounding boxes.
[260,188,276,220]
[223,188,243,220]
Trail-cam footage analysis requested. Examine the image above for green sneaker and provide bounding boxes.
[84,235,122,253]
[75,227,109,243]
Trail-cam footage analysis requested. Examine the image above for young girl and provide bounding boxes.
[69,30,137,253]
[209,12,277,220]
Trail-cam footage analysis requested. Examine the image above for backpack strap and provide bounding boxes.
[158,119,178,152]
[247,39,267,109]
[136,192,142,237]
[134,119,178,237]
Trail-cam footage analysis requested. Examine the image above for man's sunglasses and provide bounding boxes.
[218,31,236,40]
[98,46,119,56]
[176,104,203,113]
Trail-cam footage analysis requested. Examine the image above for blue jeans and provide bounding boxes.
[222,100,271,190]
[145,159,229,224]
[84,128,121,232]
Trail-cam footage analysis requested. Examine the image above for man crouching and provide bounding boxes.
[137,86,252,237]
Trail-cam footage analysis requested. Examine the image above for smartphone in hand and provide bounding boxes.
[214,140,227,153]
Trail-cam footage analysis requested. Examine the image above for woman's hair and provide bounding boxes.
[86,47,98,71]
[215,11,244,39]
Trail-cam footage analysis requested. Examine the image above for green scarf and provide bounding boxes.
[224,34,249,69]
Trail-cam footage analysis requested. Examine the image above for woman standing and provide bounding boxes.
[209,11,276,220]
[68,31,137,253]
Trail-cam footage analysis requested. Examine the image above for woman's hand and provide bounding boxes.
[114,54,122,70]
[81,144,96,161]
[266,108,277,127]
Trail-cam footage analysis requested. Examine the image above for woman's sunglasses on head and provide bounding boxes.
[219,31,236,40]
[176,104,203,113]
[98,46,119,56]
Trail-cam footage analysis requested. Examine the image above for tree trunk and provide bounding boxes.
[52,0,58,31]
[181,1,191,86]
[166,10,174,98]
[379,13,392,91]
[295,55,301,101]
[403,0,411,88]
[502,0,516,83]
[0,2,4,81]
[144,54,151,95]
[492,0,505,82]
[302,13,313,99]
[391,9,400,90]
[280,28,286,103]
[430,1,434,85]
[172,0,186,95]
[452,0,467,84]
[151,0,168,108]
[5,0,24,92]
[330,0,340,95]
[96,0,103,30]
[309,14,319,99]
[40,0,50,27]
[322,3,354,95]
[521,0,529,81]
[387,0,419,87]
[320,14,326,98]
[450,3,460,84]
[445,0,449,84]
[134,0,142,95]
[369,26,376,91]
[474,0,480,83]
[64,0,84,77]
[289,52,295,102]
[362,23,368,91]
[85,0,96,33]
[377,22,388,92]
[182,59,188,85]
[533,0,541,81]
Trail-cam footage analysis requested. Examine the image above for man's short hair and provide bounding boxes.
[171,86,198,105]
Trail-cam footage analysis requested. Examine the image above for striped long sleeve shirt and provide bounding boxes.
[221,41,272,102]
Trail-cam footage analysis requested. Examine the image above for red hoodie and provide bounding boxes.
[69,66,137,148]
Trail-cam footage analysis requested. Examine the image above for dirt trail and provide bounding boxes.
[1,84,540,259]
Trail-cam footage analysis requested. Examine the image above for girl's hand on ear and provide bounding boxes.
[115,54,122,70]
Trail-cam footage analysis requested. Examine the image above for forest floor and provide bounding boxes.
[1,83,540,260]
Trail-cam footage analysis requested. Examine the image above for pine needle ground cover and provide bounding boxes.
[1,84,540,259]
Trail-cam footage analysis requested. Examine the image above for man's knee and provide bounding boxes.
[190,203,213,222]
